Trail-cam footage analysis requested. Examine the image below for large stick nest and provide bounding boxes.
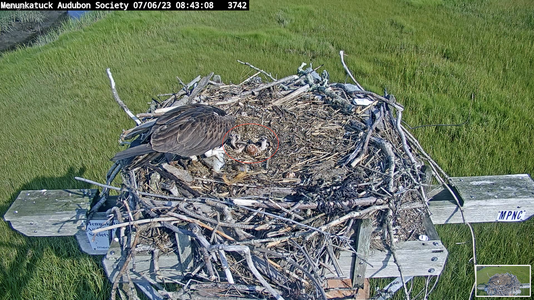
[103,62,436,299]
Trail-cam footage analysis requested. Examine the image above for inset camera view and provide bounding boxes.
[476,265,531,297]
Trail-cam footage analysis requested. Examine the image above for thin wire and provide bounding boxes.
[404,93,474,130]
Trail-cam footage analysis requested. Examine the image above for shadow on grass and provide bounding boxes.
[0,166,111,300]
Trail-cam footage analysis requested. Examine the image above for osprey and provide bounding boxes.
[112,104,235,162]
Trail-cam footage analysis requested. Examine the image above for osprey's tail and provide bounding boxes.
[111,143,154,161]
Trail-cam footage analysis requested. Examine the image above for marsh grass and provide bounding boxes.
[0,11,44,33]
[0,1,533,299]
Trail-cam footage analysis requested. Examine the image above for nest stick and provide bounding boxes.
[289,239,320,276]
[266,258,310,285]
[217,249,235,284]
[403,125,478,296]
[386,208,411,300]
[349,105,384,167]
[166,212,236,241]
[237,60,276,81]
[395,109,417,166]
[106,68,141,125]
[267,199,304,221]
[255,247,327,300]
[326,240,343,277]
[339,50,364,91]
[371,137,396,193]
[402,126,478,259]
[214,75,299,105]
[238,205,347,241]
[91,217,182,234]
[89,162,121,215]
[110,225,141,300]
[173,205,257,230]
[306,204,388,240]
[189,223,217,281]
[76,176,121,191]
[239,71,262,85]
[213,244,285,300]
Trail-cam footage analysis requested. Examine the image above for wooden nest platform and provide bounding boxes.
[92,54,446,300]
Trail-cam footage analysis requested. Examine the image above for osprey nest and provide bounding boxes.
[92,56,443,300]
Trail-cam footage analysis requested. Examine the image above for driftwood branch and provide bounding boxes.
[212,244,284,300]
[237,60,276,81]
[106,68,141,125]
[339,50,364,91]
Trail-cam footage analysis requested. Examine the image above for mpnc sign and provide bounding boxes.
[496,210,526,222]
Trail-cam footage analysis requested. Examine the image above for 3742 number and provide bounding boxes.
[228,1,247,9]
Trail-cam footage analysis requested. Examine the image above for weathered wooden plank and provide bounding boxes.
[3,189,96,236]
[428,174,534,224]
[352,219,373,288]
[339,239,447,278]
[365,240,448,278]
[102,234,191,283]
[451,174,534,201]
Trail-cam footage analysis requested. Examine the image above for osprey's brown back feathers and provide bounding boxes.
[112,104,235,161]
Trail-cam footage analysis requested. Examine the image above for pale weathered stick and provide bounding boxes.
[239,71,262,85]
[214,75,299,105]
[266,258,310,285]
[106,68,141,125]
[183,72,214,105]
[217,249,235,284]
[212,244,284,300]
[354,90,404,111]
[349,105,384,167]
[371,137,396,193]
[271,84,309,106]
[166,212,236,241]
[386,208,411,300]
[254,247,327,300]
[110,225,141,300]
[90,217,179,234]
[172,206,257,230]
[306,205,389,240]
[189,223,217,281]
[395,109,417,166]
[89,162,121,215]
[339,50,364,91]
[237,204,349,241]
[237,60,276,81]
[231,197,384,209]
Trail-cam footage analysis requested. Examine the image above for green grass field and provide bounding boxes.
[1,0,533,299]
[476,265,530,285]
